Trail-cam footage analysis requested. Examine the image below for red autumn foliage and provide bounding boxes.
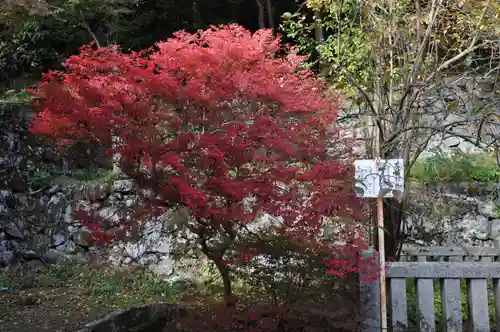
[29,24,367,303]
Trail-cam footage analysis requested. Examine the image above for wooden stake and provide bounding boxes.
[377,196,388,331]
[375,161,388,331]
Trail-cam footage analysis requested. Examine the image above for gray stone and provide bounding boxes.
[112,180,134,193]
[98,207,120,224]
[56,240,77,254]
[139,254,160,265]
[4,219,24,239]
[125,198,136,207]
[491,219,500,232]
[20,249,39,260]
[0,190,15,210]
[42,248,69,264]
[63,204,74,224]
[74,200,92,213]
[150,257,174,276]
[73,229,92,247]
[47,192,69,224]
[107,193,123,205]
[0,238,15,265]
[47,184,61,195]
[86,183,109,201]
[478,201,497,218]
[31,234,52,252]
[53,234,76,253]
[53,233,67,247]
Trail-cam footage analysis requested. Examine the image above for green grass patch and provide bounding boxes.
[0,260,181,316]
[29,167,120,189]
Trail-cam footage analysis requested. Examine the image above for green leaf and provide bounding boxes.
[470,105,484,116]
[446,102,457,110]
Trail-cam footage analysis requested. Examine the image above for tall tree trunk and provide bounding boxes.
[382,199,405,260]
[265,0,275,31]
[372,148,407,261]
[313,10,327,75]
[256,0,265,29]
[192,0,205,29]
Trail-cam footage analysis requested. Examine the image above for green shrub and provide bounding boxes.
[28,169,58,189]
[0,89,34,104]
[411,152,499,185]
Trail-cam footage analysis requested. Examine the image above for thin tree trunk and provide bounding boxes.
[85,25,101,48]
[214,259,234,306]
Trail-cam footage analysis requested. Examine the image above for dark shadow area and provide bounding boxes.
[79,300,364,332]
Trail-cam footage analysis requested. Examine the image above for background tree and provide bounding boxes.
[0,0,300,93]
[281,0,499,259]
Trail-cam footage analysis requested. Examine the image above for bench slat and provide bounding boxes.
[403,246,500,257]
[387,262,500,279]
[440,278,463,332]
[467,279,490,332]
[416,277,436,332]
[493,278,500,332]
[360,248,500,332]
[390,278,408,332]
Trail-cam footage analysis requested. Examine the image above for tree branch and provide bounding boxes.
[430,0,493,77]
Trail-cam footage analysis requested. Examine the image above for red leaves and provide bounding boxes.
[76,211,115,246]
[324,239,383,282]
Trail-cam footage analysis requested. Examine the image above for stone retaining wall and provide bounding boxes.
[0,179,204,278]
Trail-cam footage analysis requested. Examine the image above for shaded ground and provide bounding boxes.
[0,261,180,332]
[0,260,359,332]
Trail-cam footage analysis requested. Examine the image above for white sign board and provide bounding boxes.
[354,159,404,198]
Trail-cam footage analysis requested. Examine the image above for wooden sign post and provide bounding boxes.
[354,158,404,331]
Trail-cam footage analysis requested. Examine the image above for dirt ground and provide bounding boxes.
[0,289,92,332]
[0,261,180,332]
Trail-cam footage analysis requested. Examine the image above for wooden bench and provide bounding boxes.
[359,246,500,332]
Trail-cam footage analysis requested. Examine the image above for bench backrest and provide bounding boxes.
[359,246,500,332]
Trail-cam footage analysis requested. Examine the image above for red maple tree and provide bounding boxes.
[30,24,362,303]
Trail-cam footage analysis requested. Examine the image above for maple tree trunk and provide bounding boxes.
[214,258,233,306]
